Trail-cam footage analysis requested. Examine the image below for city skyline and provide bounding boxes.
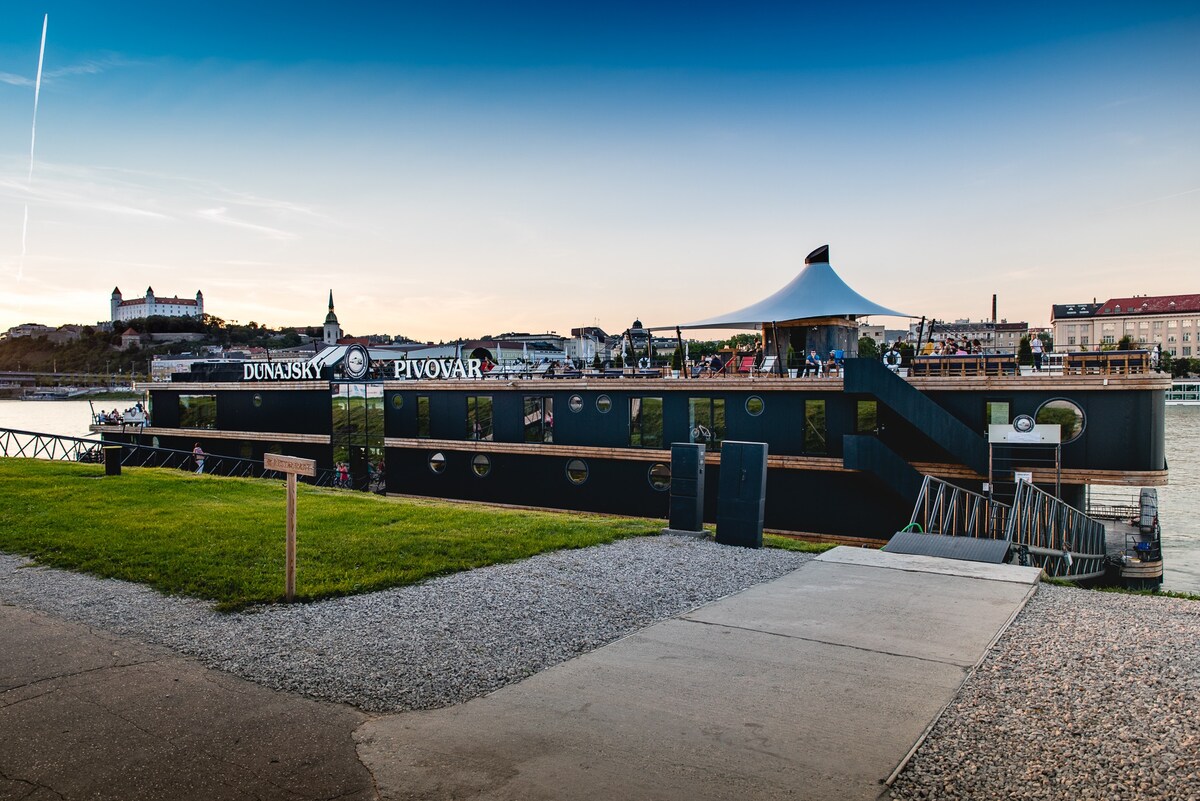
[2,2,1197,339]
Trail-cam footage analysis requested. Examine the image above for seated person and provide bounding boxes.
[825,351,839,375]
[803,349,822,377]
[707,354,724,375]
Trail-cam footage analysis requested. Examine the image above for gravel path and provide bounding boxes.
[890,584,1200,801]
[0,536,811,712]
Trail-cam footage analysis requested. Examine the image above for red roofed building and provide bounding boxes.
[1052,293,1200,356]
[111,287,204,324]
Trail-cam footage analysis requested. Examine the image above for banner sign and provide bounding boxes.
[393,358,483,380]
[243,362,322,381]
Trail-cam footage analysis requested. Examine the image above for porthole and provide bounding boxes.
[252,393,263,408]
[746,396,765,416]
[596,395,612,413]
[390,394,404,410]
[428,452,447,474]
[648,463,671,491]
[566,458,589,485]
[1035,399,1085,443]
[471,453,491,477]
[569,394,584,413]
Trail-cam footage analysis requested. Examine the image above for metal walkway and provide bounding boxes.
[888,475,1109,580]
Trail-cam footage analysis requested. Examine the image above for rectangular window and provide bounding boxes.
[1184,347,1192,356]
[467,396,493,441]
[804,400,827,454]
[1153,321,1163,331]
[629,397,664,448]
[986,400,1011,426]
[523,396,554,443]
[179,395,216,429]
[417,396,430,438]
[1102,335,1114,344]
[331,384,384,467]
[688,398,726,450]
[1184,333,1191,343]
[1068,336,1076,345]
[856,400,878,434]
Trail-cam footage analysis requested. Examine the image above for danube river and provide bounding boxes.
[2,399,1199,594]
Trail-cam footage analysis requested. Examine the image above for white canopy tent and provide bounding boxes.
[652,245,910,331]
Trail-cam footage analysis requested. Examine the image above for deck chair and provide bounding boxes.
[736,355,755,374]
[751,355,778,377]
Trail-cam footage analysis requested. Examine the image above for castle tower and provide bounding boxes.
[323,290,342,345]
[111,287,122,322]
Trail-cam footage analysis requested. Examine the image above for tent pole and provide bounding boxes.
[770,322,782,375]
[676,326,686,380]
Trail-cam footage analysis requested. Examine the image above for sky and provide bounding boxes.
[1,1,1197,340]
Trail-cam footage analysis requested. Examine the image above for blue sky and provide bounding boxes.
[1,2,1197,339]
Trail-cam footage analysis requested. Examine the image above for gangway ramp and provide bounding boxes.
[356,546,1042,801]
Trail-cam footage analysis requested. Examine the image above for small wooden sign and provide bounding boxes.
[265,453,316,476]
[264,453,316,602]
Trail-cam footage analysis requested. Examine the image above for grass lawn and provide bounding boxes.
[0,459,660,610]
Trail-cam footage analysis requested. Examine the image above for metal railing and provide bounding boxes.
[0,427,105,464]
[0,427,369,491]
[908,475,1109,580]
[1004,482,1108,579]
[910,476,1011,540]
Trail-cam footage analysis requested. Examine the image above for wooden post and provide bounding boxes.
[264,453,317,603]
[285,472,297,601]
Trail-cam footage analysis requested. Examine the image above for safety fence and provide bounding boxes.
[0,427,361,490]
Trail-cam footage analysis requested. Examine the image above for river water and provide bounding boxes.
[3,399,1199,594]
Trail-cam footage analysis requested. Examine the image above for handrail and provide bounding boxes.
[1004,481,1108,580]
[909,475,1010,540]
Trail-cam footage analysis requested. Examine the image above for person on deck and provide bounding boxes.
[192,443,206,474]
[803,349,822,377]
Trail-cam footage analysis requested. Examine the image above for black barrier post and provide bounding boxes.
[103,445,122,477]
[716,441,768,548]
[667,443,706,534]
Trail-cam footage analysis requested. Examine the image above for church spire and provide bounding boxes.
[324,290,339,326]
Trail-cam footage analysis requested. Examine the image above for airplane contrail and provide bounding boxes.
[19,14,48,280]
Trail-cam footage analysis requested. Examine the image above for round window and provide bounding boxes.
[390,394,404,410]
[1035,399,1085,443]
[252,393,263,408]
[569,394,584,413]
[648,463,671,491]
[566,458,589,485]
[471,453,491,477]
[746,396,765,416]
[428,452,447,474]
[596,395,612,413]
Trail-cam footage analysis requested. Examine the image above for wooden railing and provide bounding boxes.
[1063,350,1149,375]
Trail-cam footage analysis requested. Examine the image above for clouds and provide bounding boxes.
[0,55,129,87]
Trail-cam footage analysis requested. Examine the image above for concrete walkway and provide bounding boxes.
[2,547,1041,801]
[356,548,1041,800]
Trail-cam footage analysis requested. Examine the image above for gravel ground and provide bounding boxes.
[890,584,1200,801]
[0,535,811,712]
